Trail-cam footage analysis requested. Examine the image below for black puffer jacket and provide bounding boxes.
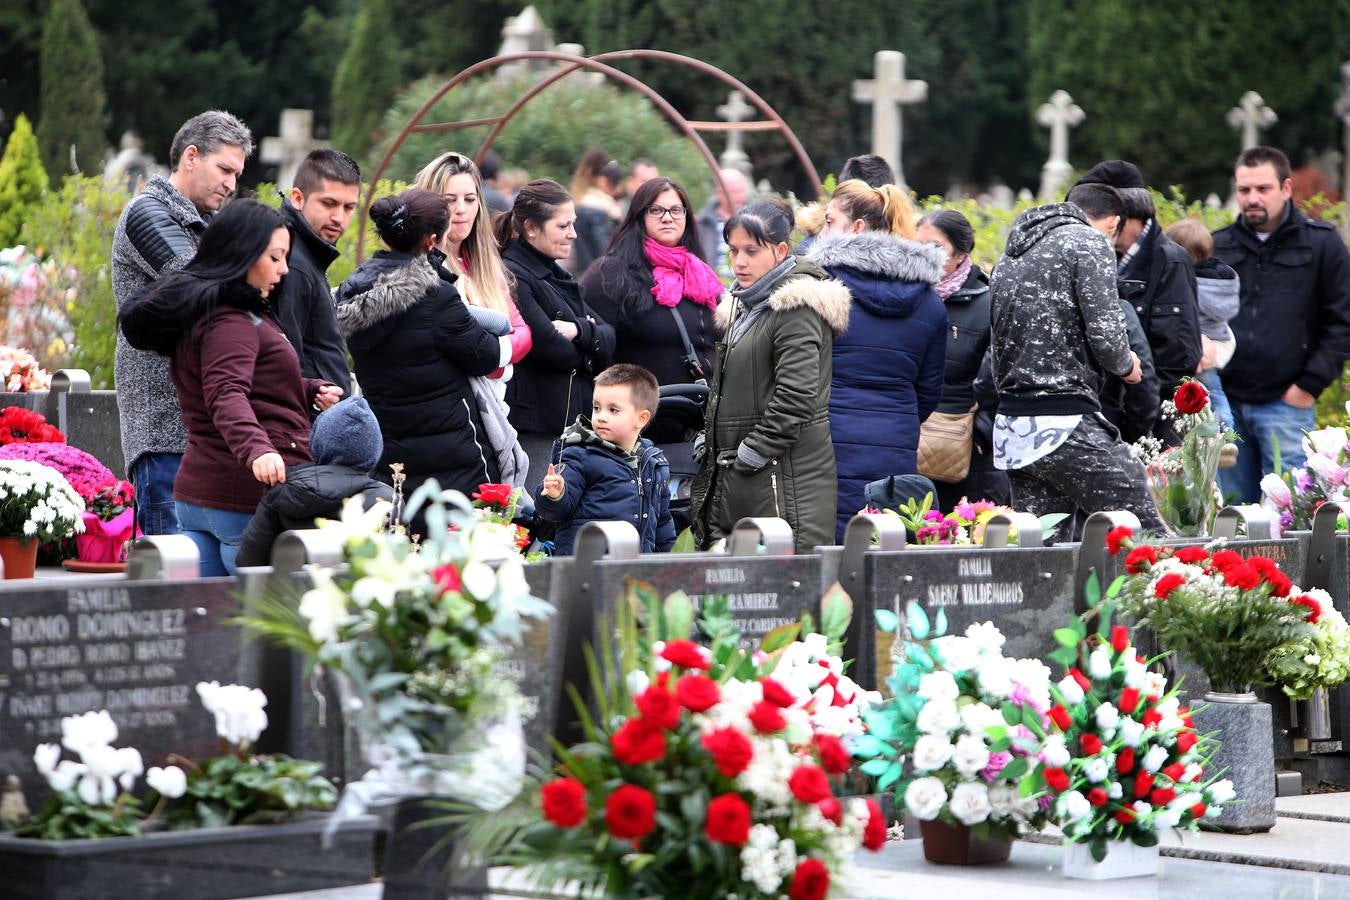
[1214,202,1350,403]
[276,199,351,396]
[502,238,616,434]
[335,252,504,497]
[937,265,991,415]
[235,464,394,567]
[1099,299,1160,444]
[1119,225,1202,403]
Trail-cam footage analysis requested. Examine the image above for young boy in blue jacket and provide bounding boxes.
[536,364,675,554]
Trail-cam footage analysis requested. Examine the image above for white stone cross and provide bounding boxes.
[1227,91,1278,151]
[260,109,328,191]
[716,90,754,178]
[1035,90,1085,198]
[1335,62,1350,195]
[852,50,927,190]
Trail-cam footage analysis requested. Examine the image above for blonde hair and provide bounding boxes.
[1163,217,1213,267]
[414,151,514,316]
[830,179,917,238]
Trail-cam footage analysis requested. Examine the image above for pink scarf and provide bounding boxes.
[936,255,973,301]
[644,237,723,310]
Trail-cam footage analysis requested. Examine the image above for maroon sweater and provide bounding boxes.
[171,283,322,512]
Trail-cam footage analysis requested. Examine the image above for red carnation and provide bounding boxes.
[1173,380,1209,415]
[705,793,752,845]
[748,700,787,733]
[1250,557,1292,596]
[472,482,514,506]
[1119,687,1142,714]
[760,677,797,708]
[863,798,887,851]
[431,563,462,595]
[1150,787,1177,807]
[660,640,709,670]
[1117,747,1136,774]
[1154,573,1187,599]
[816,733,852,775]
[1190,802,1207,820]
[789,857,830,900]
[702,726,755,777]
[1134,771,1155,799]
[1176,731,1199,754]
[817,795,843,826]
[1048,705,1073,731]
[1044,766,1070,793]
[1223,563,1262,591]
[1209,549,1245,572]
[635,683,681,730]
[1080,733,1103,756]
[1110,625,1130,654]
[1106,525,1134,555]
[611,717,667,765]
[1124,545,1159,574]
[605,784,657,841]
[1163,763,1186,782]
[1069,668,1092,692]
[1088,788,1109,807]
[1115,808,1136,824]
[1142,709,1162,728]
[788,765,832,804]
[1174,546,1209,565]
[1292,595,1323,624]
[675,674,720,712]
[540,778,588,828]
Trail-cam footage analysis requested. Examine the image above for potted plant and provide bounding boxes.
[1263,588,1350,738]
[1110,527,1313,831]
[0,442,136,565]
[1033,579,1234,878]
[2,686,376,900]
[0,459,84,577]
[1132,379,1235,536]
[853,602,1052,864]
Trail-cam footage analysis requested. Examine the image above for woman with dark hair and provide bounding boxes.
[579,177,721,386]
[336,188,509,512]
[690,200,851,553]
[119,199,343,574]
[915,209,1010,507]
[498,179,616,493]
[569,147,626,276]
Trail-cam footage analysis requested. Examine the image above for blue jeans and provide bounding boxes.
[1197,368,1234,434]
[174,501,253,577]
[131,453,182,535]
[1217,398,1315,503]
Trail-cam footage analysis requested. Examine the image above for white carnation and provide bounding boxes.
[1142,745,1170,773]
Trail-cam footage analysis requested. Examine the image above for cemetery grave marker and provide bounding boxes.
[1228,90,1278,151]
[1036,90,1085,199]
[851,50,927,191]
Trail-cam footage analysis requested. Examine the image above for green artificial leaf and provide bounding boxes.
[851,734,889,757]
[1054,627,1080,647]
[878,761,904,791]
[760,622,801,654]
[1085,571,1102,609]
[671,527,698,554]
[664,590,695,640]
[933,607,948,638]
[1090,837,1107,862]
[1000,757,1029,782]
[1133,829,1159,848]
[875,608,899,632]
[819,583,853,640]
[1002,704,1021,725]
[906,601,931,640]
[860,758,892,776]
[1039,511,1071,533]
[1050,646,1079,668]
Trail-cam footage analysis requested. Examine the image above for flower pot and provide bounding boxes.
[918,819,1011,865]
[1061,837,1159,879]
[75,508,136,563]
[1193,691,1276,832]
[1301,686,1333,741]
[0,813,381,900]
[0,536,39,579]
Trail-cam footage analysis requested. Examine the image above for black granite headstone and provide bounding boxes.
[0,578,254,805]
[57,392,125,478]
[510,558,568,759]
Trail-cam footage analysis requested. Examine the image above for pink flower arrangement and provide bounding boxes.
[0,442,115,504]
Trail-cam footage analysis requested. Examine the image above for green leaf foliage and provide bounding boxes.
[0,114,49,248]
[14,789,142,840]
[331,0,402,162]
[36,0,108,177]
[161,752,337,829]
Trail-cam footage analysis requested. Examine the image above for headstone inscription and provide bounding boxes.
[0,578,254,805]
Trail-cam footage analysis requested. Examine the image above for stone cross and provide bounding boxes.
[1035,90,1085,198]
[260,109,328,191]
[1335,62,1350,195]
[851,50,927,190]
[1227,91,1277,151]
[716,90,755,178]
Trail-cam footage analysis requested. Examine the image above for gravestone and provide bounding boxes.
[851,50,927,191]
[512,557,570,758]
[0,370,124,477]
[496,5,555,83]
[716,91,755,180]
[1036,90,1085,199]
[260,109,328,192]
[1228,91,1278,151]
[0,578,255,805]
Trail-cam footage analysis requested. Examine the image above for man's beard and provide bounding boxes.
[1243,206,1270,227]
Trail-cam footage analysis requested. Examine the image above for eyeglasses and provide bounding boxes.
[644,205,687,221]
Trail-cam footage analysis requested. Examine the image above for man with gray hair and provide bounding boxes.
[112,110,253,535]
[696,167,750,279]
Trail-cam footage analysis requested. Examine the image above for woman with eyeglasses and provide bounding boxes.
[579,178,722,388]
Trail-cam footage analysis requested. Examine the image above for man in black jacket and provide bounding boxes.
[278,149,361,396]
[1215,146,1350,501]
[1075,161,1202,444]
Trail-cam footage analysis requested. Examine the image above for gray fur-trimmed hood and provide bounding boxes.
[805,230,946,286]
[716,267,851,336]
[335,254,441,338]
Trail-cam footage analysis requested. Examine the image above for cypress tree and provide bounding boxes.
[36,0,109,177]
[0,114,51,248]
[330,0,402,163]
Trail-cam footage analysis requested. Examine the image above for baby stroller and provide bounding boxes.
[645,383,709,534]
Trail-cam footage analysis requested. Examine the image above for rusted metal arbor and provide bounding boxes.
[356,49,823,261]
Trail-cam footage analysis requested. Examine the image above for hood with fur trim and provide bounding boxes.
[805,230,944,321]
[335,252,441,341]
[716,265,851,336]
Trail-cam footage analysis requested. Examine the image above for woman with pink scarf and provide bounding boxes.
[580,178,723,387]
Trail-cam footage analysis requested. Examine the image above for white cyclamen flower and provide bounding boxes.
[916,699,961,735]
[146,765,188,799]
[196,681,269,747]
[1056,674,1085,706]
[952,733,992,778]
[912,734,955,772]
[1142,745,1170,773]
[949,782,993,825]
[61,710,118,756]
[917,670,960,703]
[1088,647,1114,680]
[904,776,948,821]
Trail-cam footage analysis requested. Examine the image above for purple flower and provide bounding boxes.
[1280,511,1295,530]
[1296,470,1315,493]
[981,751,1012,781]
[1037,795,1054,812]
[924,510,944,523]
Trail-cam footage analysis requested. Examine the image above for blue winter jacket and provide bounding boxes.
[534,417,676,555]
[806,231,948,541]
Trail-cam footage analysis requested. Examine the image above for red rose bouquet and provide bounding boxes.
[470,482,533,555]
[1110,527,1316,693]
[1035,590,1234,862]
[1131,378,1235,536]
[0,406,65,444]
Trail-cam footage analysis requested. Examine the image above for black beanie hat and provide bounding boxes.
[1074,160,1146,190]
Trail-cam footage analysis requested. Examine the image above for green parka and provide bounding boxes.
[691,262,851,552]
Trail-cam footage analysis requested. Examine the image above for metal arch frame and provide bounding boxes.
[357,49,823,261]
